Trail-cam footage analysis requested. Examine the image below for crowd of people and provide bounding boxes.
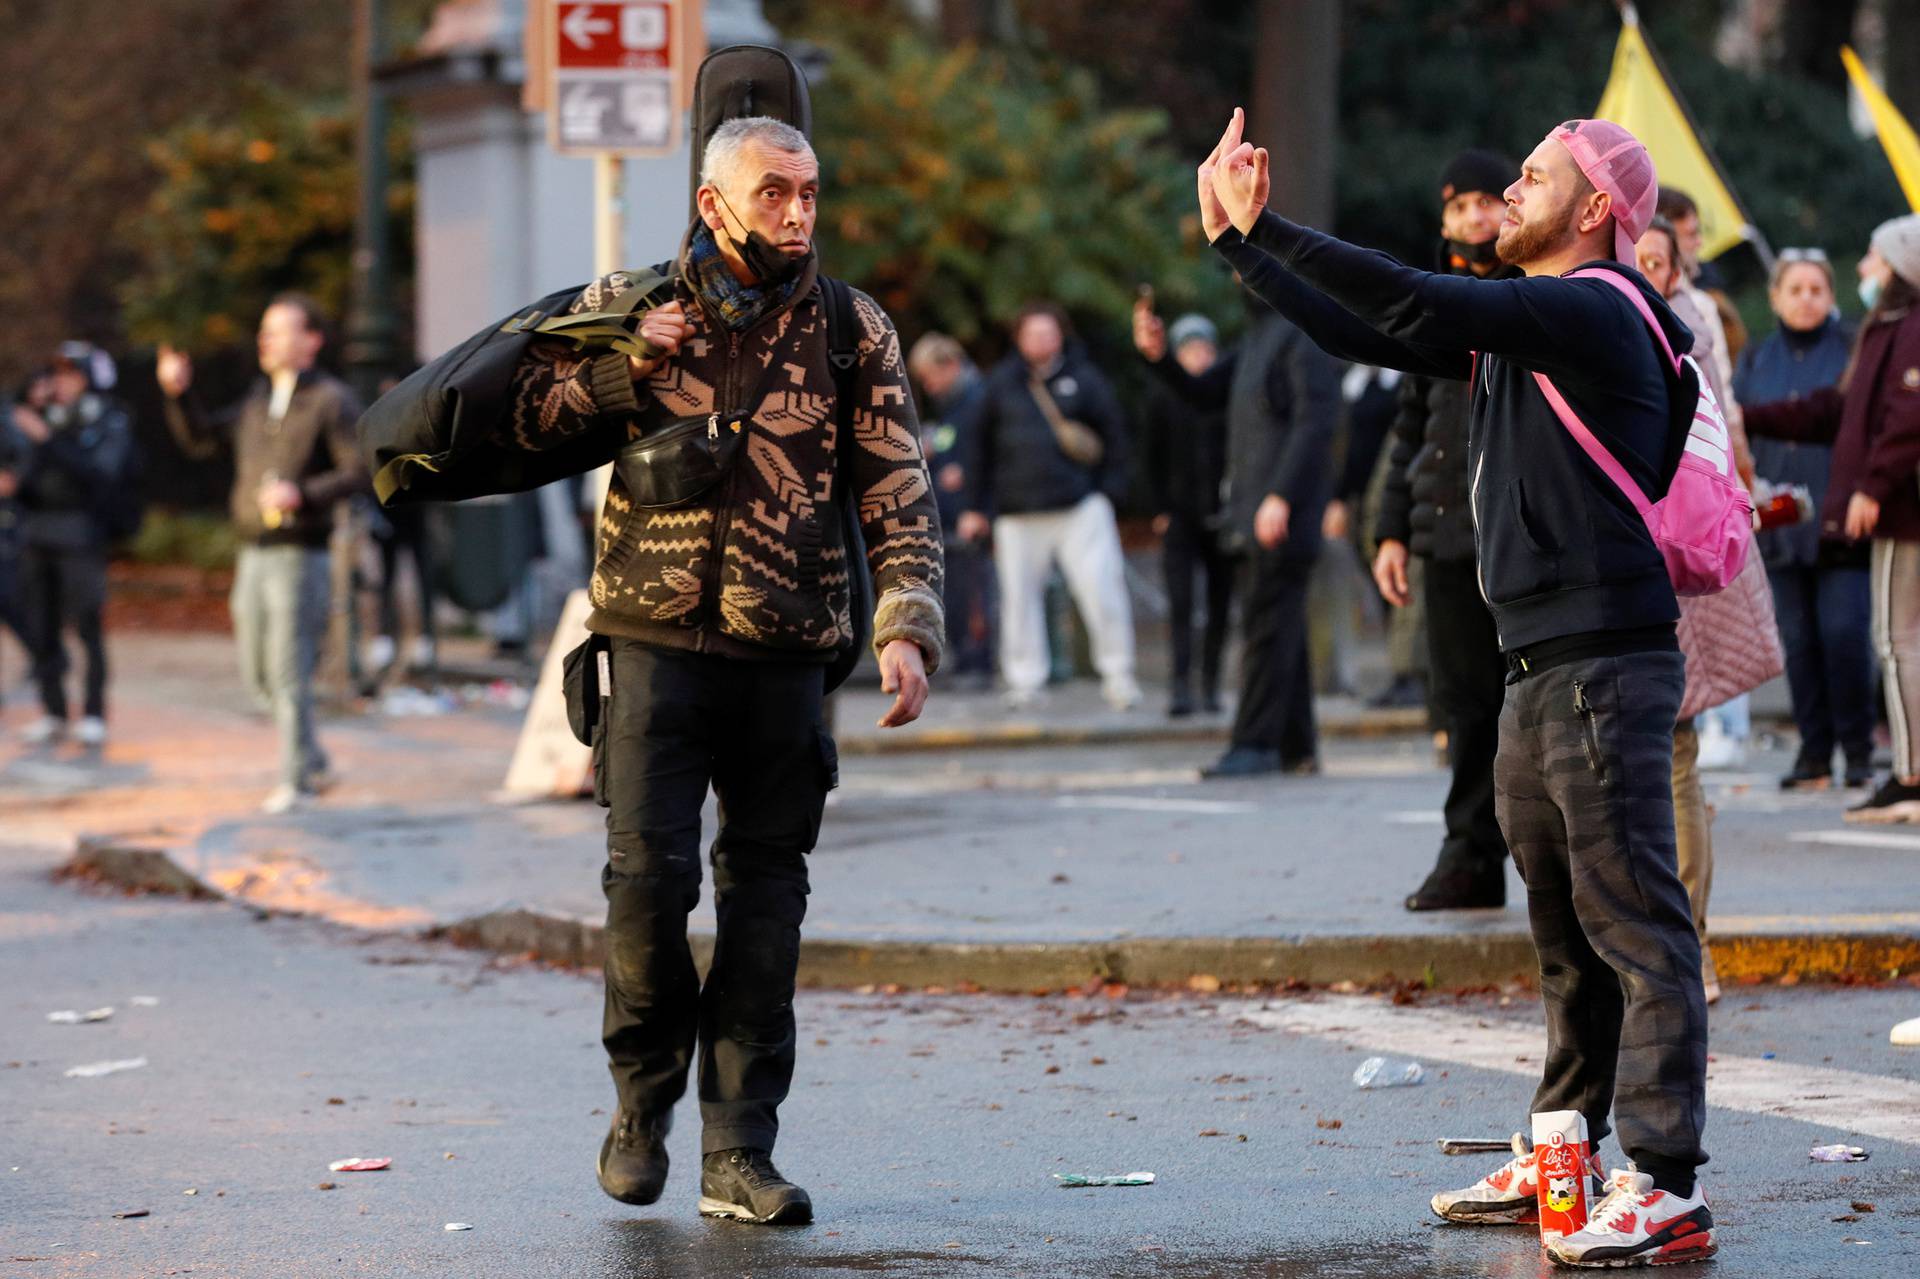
[6,63,1920,1260]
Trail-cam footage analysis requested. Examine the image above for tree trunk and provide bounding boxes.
[1249,0,1340,229]
[1777,0,1858,89]
[1884,0,1920,127]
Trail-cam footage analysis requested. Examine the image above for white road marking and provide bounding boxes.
[1789,829,1920,851]
[1229,996,1920,1146]
[1054,795,1257,816]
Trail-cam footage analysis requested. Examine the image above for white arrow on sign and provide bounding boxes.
[562,6,614,49]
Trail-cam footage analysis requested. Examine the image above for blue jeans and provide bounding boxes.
[1768,563,1874,766]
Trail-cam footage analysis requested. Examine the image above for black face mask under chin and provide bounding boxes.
[715,191,811,286]
[1446,236,1501,269]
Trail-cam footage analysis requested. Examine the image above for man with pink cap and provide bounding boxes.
[1202,112,1716,1268]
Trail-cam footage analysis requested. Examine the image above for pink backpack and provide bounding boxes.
[1533,268,1752,597]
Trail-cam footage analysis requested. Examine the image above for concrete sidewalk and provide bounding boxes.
[20,633,1916,991]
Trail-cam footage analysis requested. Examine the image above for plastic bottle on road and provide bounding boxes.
[1352,1056,1425,1089]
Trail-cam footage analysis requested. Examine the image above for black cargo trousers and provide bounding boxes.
[1494,642,1707,1190]
[594,638,838,1156]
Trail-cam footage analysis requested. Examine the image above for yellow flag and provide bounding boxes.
[1594,13,1749,260]
[1842,46,1920,213]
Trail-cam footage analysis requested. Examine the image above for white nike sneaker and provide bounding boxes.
[1546,1166,1715,1268]
[21,716,65,746]
[363,634,397,672]
[1430,1133,1542,1225]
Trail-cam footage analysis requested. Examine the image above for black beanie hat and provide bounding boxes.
[1439,149,1515,207]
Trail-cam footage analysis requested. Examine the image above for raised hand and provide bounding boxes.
[1195,111,1238,243]
[1210,108,1270,236]
[1132,296,1167,362]
[156,343,193,398]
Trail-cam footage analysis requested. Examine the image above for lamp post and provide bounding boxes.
[345,0,398,404]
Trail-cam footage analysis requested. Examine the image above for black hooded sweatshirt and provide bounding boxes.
[1214,211,1694,653]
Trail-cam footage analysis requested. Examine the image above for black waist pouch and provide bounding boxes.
[561,633,612,746]
[617,410,750,509]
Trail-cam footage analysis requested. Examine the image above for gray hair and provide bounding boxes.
[700,117,813,190]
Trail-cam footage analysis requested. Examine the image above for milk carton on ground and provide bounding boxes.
[1531,1109,1592,1246]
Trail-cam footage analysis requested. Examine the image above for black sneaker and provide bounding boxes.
[1168,686,1196,719]
[1405,863,1506,912]
[699,1148,813,1225]
[1845,777,1920,825]
[1779,756,1832,791]
[1200,747,1282,779]
[597,1109,670,1205]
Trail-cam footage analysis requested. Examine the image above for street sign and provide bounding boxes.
[548,1,682,155]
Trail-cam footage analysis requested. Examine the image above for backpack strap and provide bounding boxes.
[820,275,861,497]
[1531,267,1695,516]
[1532,372,1654,516]
[819,274,873,692]
[1566,267,1682,375]
[500,268,679,361]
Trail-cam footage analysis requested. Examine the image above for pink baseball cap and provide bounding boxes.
[1550,119,1657,263]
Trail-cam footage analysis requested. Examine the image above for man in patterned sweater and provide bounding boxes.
[505,117,944,1225]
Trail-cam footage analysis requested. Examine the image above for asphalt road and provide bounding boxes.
[6,844,1920,1278]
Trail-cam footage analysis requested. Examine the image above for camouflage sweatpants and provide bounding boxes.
[1495,647,1707,1186]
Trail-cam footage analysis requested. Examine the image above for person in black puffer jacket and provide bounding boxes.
[956,304,1139,710]
[1373,150,1523,911]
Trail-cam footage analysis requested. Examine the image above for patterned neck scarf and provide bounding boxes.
[687,222,802,333]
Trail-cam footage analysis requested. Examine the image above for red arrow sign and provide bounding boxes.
[554,2,670,70]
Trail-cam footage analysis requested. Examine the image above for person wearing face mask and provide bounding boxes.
[496,115,944,1224]
[1733,249,1870,791]
[1744,214,1920,824]
[10,344,133,749]
[1374,149,1522,911]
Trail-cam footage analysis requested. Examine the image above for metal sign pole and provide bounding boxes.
[593,152,625,277]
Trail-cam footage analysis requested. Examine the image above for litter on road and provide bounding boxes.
[111,1210,149,1219]
[1436,1137,1512,1155]
[1810,1144,1870,1162]
[46,1007,113,1024]
[328,1158,392,1173]
[1892,1016,1920,1046]
[444,1222,473,1231]
[1053,1172,1156,1188]
[64,1057,146,1078]
[1352,1056,1424,1088]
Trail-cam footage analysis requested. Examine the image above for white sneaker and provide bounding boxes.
[21,717,65,746]
[1546,1167,1715,1268]
[1694,721,1746,771]
[1102,677,1144,712]
[408,636,437,670]
[1430,1134,1541,1225]
[75,717,107,748]
[1002,687,1048,711]
[363,635,397,671]
[260,784,305,815]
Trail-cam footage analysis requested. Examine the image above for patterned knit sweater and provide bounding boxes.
[503,246,946,670]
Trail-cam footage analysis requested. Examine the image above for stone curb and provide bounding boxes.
[834,707,1427,757]
[58,842,1920,991]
